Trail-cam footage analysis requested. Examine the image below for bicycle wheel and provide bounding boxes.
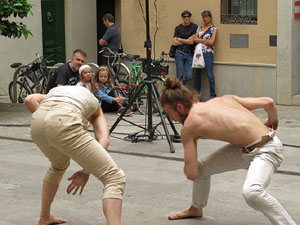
[115,72,129,85]
[40,77,48,94]
[116,79,129,98]
[9,80,32,103]
[134,76,164,115]
[117,79,142,112]
[10,65,27,86]
[112,63,130,82]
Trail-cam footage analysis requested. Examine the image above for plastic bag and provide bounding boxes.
[192,43,205,68]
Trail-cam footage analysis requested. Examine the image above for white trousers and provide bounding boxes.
[192,136,297,225]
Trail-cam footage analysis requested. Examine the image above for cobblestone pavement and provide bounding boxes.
[0,97,299,225]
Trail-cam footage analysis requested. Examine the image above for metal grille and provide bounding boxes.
[221,0,257,25]
[221,14,257,25]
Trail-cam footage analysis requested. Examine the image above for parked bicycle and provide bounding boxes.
[99,47,130,83]
[99,47,169,115]
[117,51,169,115]
[9,53,54,103]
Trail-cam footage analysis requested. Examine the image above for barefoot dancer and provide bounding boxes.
[25,86,126,225]
[160,76,296,225]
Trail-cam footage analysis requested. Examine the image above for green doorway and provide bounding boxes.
[41,0,66,65]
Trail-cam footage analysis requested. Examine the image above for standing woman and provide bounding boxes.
[193,10,217,99]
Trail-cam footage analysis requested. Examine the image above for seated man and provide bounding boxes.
[46,49,87,93]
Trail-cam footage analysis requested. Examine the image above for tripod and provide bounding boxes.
[109,0,179,153]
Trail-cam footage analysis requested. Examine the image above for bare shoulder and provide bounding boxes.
[181,109,205,139]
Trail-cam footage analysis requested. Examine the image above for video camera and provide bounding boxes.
[142,59,169,76]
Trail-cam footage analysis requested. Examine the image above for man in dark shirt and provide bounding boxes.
[99,13,121,66]
[173,10,198,85]
[46,49,87,93]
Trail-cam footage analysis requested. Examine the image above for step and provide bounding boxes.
[291,95,300,105]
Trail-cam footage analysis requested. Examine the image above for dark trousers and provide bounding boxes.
[101,89,127,113]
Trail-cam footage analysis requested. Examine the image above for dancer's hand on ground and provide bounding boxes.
[67,170,90,195]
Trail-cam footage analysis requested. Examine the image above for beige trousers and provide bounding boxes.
[30,102,126,200]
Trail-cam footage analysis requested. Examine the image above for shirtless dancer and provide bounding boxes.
[160,76,296,225]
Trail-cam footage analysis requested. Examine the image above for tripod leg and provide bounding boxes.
[110,82,147,133]
[165,114,180,137]
[151,83,175,153]
[152,79,180,137]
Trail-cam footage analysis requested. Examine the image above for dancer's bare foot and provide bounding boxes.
[38,215,67,225]
[168,206,203,220]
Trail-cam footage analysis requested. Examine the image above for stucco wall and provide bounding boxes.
[292,18,300,96]
[121,0,277,64]
[276,0,299,105]
[64,0,97,63]
[0,1,43,95]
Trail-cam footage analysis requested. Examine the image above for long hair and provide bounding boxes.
[160,76,198,110]
[92,66,114,91]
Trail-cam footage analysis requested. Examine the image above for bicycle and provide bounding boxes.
[120,51,169,115]
[9,53,54,103]
[99,47,169,115]
[99,47,130,83]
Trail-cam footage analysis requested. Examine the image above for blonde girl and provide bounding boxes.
[93,66,131,115]
[77,65,93,91]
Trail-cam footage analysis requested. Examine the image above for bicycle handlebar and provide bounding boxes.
[99,47,123,66]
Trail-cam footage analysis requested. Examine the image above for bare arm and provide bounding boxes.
[193,29,217,46]
[24,94,46,113]
[231,95,278,130]
[181,125,199,181]
[89,105,110,149]
[99,39,108,46]
[173,37,182,46]
[173,37,194,46]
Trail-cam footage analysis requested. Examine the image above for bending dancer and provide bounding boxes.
[25,85,126,225]
[160,76,296,225]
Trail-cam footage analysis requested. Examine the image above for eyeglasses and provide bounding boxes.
[182,15,191,18]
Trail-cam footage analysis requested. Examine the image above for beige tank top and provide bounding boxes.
[43,86,99,119]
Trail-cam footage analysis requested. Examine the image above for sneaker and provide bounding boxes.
[124,109,133,116]
[117,107,133,116]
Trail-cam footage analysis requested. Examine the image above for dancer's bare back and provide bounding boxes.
[183,95,273,146]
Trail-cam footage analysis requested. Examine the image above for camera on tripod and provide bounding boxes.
[142,59,169,77]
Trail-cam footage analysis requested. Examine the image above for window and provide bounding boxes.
[221,0,257,25]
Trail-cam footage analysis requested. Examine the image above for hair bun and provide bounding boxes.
[165,76,182,90]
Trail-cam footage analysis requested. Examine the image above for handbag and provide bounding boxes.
[169,45,176,58]
[192,43,205,68]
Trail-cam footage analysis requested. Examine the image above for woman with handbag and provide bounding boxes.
[192,10,217,99]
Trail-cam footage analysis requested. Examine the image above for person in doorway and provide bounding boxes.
[99,13,121,66]
[77,64,93,91]
[46,49,87,93]
[172,10,198,85]
[160,76,296,225]
[93,66,132,116]
[192,10,217,99]
[24,85,126,225]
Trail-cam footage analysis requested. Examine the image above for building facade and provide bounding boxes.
[1,0,299,105]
